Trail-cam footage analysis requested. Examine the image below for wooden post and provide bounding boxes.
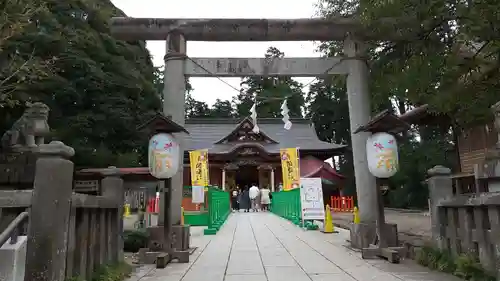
[270,168,275,192]
[222,169,226,191]
[24,141,75,281]
[163,178,172,254]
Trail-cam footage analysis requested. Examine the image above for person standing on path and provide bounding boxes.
[240,187,251,212]
[231,188,240,212]
[249,184,260,212]
[260,186,271,211]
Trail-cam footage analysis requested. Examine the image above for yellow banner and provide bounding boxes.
[189,149,209,187]
[280,148,300,191]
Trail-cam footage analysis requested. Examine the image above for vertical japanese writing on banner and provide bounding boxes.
[189,149,209,187]
[280,148,300,191]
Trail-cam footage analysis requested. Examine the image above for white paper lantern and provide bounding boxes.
[366,132,399,178]
[148,133,180,179]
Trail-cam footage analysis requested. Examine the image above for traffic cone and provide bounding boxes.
[353,206,360,224]
[322,205,338,233]
[123,204,130,217]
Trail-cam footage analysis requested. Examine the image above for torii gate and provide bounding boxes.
[109,17,383,253]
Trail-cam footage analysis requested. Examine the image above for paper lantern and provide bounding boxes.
[366,132,399,178]
[148,133,180,179]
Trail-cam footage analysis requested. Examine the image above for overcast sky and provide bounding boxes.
[110,0,322,106]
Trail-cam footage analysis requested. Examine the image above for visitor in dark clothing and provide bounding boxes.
[240,187,251,212]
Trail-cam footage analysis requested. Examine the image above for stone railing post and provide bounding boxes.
[101,166,124,262]
[24,141,75,281]
[427,165,453,249]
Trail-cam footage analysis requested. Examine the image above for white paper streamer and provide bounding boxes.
[250,102,259,133]
[280,100,292,130]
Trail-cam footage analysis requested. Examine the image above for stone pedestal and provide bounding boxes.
[146,226,165,251]
[427,165,453,249]
[349,223,399,249]
[142,225,191,264]
[349,223,376,249]
[172,225,190,251]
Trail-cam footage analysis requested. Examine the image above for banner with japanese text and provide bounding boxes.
[280,148,300,191]
[189,149,209,187]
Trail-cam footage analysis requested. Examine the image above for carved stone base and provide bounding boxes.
[138,249,162,264]
[170,250,190,263]
[361,245,406,263]
[143,225,191,264]
[146,226,166,251]
[349,223,399,249]
[349,223,376,249]
[156,253,170,268]
[172,225,190,251]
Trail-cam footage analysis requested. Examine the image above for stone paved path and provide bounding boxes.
[127,212,461,281]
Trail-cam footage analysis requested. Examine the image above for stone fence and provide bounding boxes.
[428,165,500,279]
[0,141,124,281]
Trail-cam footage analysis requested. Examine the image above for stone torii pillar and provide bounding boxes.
[158,32,187,226]
[344,35,378,226]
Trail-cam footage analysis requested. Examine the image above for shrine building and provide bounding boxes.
[182,117,346,192]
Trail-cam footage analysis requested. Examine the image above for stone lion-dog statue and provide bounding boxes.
[1,102,50,149]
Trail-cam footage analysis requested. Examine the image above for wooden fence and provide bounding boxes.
[330,196,354,212]
[0,143,124,281]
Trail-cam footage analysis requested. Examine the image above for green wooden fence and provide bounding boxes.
[270,188,302,225]
[203,187,231,235]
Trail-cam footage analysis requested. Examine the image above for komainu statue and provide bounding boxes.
[492,101,500,148]
[1,102,50,149]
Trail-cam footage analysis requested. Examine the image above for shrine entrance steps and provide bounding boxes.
[127,212,461,281]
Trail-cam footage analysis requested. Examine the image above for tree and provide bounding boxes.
[318,0,500,127]
[210,99,234,118]
[184,96,235,119]
[153,66,193,99]
[0,0,52,108]
[0,0,162,168]
[306,78,356,195]
[234,47,305,118]
[307,0,476,207]
[185,93,210,118]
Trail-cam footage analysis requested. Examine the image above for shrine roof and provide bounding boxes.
[300,156,345,181]
[183,117,345,155]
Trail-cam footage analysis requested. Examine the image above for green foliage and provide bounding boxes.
[416,246,495,281]
[210,99,235,118]
[308,0,479,208]
[0,0,161,168]
[184,95,235,119]
[234,47,305,118]
[185,93,211,118]
[123,229,149,253]
[0,0,51,108]
[306,77,356,196]
[317,0,500,127]
[66,262,132,281]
